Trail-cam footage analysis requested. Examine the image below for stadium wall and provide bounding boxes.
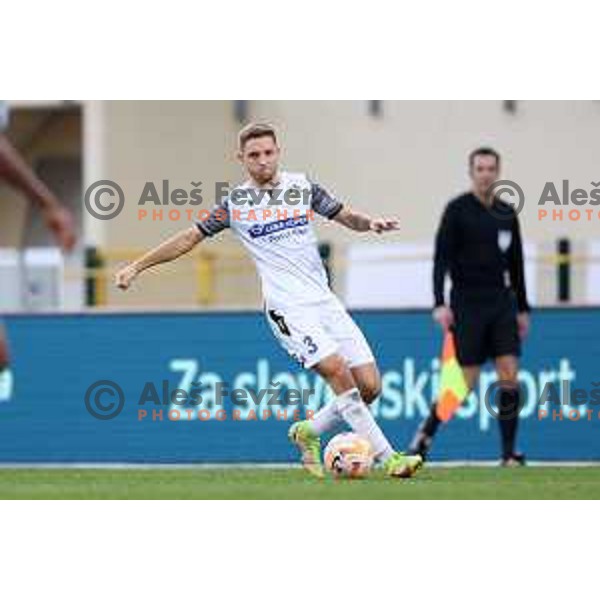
[1,307,599,463]
[86,100,600,308]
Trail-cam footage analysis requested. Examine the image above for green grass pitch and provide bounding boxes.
[1,466,599,499]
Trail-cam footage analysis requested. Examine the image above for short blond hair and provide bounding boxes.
[238,122,277,150]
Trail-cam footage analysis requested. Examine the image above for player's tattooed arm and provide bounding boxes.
[115,226,204,290]
[333,206,399,234]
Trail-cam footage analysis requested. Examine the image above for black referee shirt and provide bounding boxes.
[433,192,530,312]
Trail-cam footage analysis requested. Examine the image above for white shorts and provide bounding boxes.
[264,296,375,369]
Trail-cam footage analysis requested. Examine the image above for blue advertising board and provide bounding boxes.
[0,308,599,462]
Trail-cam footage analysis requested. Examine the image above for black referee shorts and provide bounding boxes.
[450,289,521,366]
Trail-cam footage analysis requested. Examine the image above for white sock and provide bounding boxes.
[309,400,343,436]
[0,368,13,402]
[335,387,394,462]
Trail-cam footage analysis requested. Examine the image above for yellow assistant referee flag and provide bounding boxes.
[435,332,469,422]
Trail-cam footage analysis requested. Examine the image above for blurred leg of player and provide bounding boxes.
[0,129,75,404]
[0,324,13,401]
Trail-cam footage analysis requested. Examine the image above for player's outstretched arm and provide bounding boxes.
[332,206,399,234]
[115,225,204,290]
[0,133,76,251]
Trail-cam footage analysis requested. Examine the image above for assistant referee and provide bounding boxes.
[409,147,530,466]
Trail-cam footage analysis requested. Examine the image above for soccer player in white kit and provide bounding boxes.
[115,123,422,478]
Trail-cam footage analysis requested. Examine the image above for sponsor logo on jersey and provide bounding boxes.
[248,215,309,239]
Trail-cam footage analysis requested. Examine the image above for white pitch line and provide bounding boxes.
[0,461,599,469]
[0,462,301,470]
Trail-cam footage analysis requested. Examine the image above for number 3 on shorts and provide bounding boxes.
[303,335,318,355]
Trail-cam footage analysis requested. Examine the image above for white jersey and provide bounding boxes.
[196,171,343,307]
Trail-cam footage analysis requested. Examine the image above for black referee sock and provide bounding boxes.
[421,404,442,438]
[498,388,520,458]
[409,403,442,455]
